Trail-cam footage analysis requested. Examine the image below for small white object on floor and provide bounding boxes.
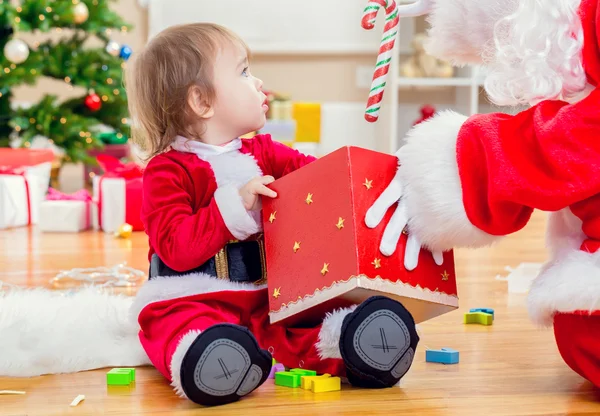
[496,262,542,293]
[70,394,85,406]
[0,390,26,395]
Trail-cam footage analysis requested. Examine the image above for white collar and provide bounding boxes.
[171,135,242,159]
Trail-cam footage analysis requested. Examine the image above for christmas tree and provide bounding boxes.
[0,0,133,164]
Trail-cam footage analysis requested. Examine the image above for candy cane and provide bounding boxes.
[362,0,399,123]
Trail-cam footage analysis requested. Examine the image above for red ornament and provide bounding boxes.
[84,93,102,112]
[262,146,458,325]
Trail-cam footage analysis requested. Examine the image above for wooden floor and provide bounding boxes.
[1,211,600,416]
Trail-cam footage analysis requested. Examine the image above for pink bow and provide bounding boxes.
[97,155,143,180]
[46,188,91,202]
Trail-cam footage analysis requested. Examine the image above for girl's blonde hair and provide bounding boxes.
[125,23,249,158]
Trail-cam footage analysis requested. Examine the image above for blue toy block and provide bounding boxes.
[470,308,494,319]
[426,348,459,364]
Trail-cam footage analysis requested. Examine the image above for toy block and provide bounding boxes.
[464,311,493,325]
[290,368,317,376]
[470,308,494,319]
[311,376,341,393]
[275,371,301,388]
[301,374,331,390]
[107,368,135,386]
[426,348,459,364]
[268,363,286,379]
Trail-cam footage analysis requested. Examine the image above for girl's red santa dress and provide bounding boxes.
[133,134,420,406]
[371,0,600,389]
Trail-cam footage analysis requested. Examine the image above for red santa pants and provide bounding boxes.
[137,288,346,382]
[554,311,600,388]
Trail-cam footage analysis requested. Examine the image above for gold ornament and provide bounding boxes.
[441,270,450,281]
[305,193,313,204]
[363,179,373,190]
[372,258,382,269]
[269,211,277,223]
[273,287,281,299]
[293,241,301,253]
[336,217,345,230]
[321,263,329,276]
[73,2,89,24]
[115,223,133,239]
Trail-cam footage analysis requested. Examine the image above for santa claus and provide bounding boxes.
[367,0,600,388]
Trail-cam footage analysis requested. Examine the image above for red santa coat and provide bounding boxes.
[391,0,600,388]
[141,134,316,273]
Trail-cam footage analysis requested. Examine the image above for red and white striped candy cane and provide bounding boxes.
[362,0,399,123]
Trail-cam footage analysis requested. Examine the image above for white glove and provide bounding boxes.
[365,167,444,271]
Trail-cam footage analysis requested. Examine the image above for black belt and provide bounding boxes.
[149,235,267,284]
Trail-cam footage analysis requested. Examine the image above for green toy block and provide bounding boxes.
[464,312,493,326]
[290,368,317,376]
[275,371,301,388]
[107,368,135,385]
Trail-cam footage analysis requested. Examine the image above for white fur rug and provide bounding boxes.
[0,287,150,377]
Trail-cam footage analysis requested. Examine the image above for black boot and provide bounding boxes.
[339,296,419,388]
[179,324,272,406]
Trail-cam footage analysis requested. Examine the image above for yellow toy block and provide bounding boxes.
[464,311,493,326]
[300,374,331,390]
[293,103,321,143]
[311,376,341,393]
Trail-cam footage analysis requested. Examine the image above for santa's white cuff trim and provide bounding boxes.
[316,305,357,360]
[214,184,260,241]
[130,273,266,320]
[170,329,202,399]
[528,249,600,327]
[397,110,500,252]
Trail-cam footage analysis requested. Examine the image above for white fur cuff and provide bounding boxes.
[528,249,600,327]
[170,329,202,399]
[396,110,500,252]
[316,305,357,360]
[214,184,261,241]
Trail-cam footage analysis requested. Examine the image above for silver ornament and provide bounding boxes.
[73,2,89,24]
[3,39,29,64]
[105,41,121,57]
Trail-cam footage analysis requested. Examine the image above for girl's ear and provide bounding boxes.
[188,86,214,119]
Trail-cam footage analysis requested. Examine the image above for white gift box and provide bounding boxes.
[0,172,44,229]
[39,200,91,233]
[92,176,126,233]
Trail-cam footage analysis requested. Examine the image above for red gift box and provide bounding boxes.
[263,146,458,325]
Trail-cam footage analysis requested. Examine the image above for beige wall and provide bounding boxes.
[13,0,385,104]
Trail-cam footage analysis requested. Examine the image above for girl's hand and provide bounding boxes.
[239,176,277,210]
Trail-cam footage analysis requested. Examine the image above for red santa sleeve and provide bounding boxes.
[142,157,259,272]
[256,134,317,178]
[457,88,600,236]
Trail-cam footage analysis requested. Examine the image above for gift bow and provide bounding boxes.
[97,155,143,179]
[46,188,91,202]
[0,166,27,176]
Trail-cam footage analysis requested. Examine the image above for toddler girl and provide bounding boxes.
[126,22,419,407]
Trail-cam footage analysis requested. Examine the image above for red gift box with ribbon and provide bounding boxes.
[262,146,459,325]
[92,155,144,233]
[39,188,93,232]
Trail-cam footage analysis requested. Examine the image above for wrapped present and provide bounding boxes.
[0,166,41,229]
[39,188,92,233]
[85,144,131,184]
[92,155,144,233]
[263,146,458,325]
[0,148,54,208]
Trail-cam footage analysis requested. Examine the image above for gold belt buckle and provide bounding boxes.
[214,234,267,285]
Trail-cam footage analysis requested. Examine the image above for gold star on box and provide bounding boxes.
[372,258,381,269]
[363,179,373,190]
[321,263,329,276]
[441,270,450,281]
[269,211,277,223]
[293,241,301,253]
[273,287,281,299]
[336,217,345,230]
[306,193,313,204]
